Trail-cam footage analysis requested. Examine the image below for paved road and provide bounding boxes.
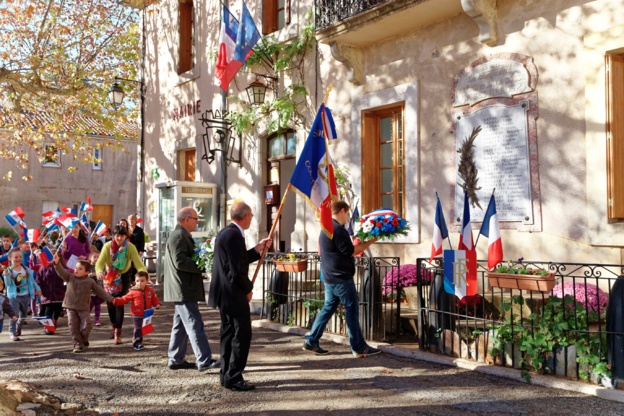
[1,302,623,415]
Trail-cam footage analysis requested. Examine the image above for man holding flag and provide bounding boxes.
[303,201,381,357]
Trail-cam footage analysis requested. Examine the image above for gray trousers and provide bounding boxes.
[9,296,29,336]
[167,302,213,368]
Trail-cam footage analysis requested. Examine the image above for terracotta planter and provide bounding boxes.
[488,271,556,292]
[275,260,307,273]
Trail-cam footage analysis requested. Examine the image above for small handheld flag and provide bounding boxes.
[5,207,25,227]
[142,308,155,336]
[34,316,56,334]
[39,246,54,267]
[24,228,41,243]
[93,221,108,237]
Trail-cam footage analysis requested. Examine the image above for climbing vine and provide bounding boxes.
[229,12,316,135]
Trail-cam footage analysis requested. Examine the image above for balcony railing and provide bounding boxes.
[315,0,393,30]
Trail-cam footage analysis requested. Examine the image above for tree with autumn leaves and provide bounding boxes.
[0,0,141,180]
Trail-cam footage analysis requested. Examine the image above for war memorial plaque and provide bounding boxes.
[453,102,532,223]
[451,53,539,229]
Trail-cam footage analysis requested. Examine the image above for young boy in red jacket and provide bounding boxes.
[113,271,160,351]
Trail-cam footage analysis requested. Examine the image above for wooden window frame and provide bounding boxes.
[606,53,624,219]
[262,0,290,35]
[361,105,405,217]
[178,0,193,75]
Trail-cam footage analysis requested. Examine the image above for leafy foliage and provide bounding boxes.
[0,0,141,179]
[494,258,550,276]
[229,12,316,135]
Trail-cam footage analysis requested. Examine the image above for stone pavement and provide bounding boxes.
[0,302,623,415]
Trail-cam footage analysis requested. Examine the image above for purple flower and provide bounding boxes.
[551,282,608,314]
[382,264,432,296]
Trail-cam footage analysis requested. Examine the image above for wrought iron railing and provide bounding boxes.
[260,253,401,341]
[414,258,624,385]
[315,0,393,30]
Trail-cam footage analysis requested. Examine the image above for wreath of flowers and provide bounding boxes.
[354,209,410,241]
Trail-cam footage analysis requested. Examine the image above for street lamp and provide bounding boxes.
[108,77,142,109]
[245,73,278,105]
[108,82,125,109]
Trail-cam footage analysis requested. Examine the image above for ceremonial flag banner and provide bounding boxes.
[234,2,260,64]
[478,194,504,270]
[347,205,360,236]
[443,249,477,300]
[39,246,54,267]
[142,308,155,336]
[289,104,339,238]
[5,207,25,227]
[430,196,449,262]
[458,191,474,251]
[34,316,56,334]
[215,4,240,91]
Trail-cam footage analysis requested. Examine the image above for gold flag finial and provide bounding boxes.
[323,84,333,104]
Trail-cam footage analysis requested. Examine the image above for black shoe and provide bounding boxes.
[303,341,329,355]
[227,381,255,391]
[168,361,196,370]
[198,359,220,372]
[84,341,90,348]
[352,346,381,358]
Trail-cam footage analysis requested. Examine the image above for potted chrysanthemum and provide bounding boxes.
[383,264,433,305]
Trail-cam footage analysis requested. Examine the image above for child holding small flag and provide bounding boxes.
[0,278,19,334]
[36,250,66,335]
[53,253,113,353]
[112,271,160,351]
[2,248,41,341]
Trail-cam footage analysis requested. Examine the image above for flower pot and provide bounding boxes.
[488,271,556,292]
[275,260,307,273]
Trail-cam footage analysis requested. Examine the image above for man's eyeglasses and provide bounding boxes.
[189,217,199,221]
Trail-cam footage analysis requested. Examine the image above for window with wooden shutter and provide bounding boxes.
[606,54,624,219]
[361,106,405,217]
[262,0,289,35]
[178,0,193,74]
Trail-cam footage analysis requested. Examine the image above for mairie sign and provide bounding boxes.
[443,249,477,300]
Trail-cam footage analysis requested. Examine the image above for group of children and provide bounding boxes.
[1,237,161,353]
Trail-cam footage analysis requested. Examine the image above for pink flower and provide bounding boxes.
[383,264,433,296]
[551,282,608,313]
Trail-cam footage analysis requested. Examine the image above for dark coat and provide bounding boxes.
[163,224,205,303]
[208,224,260,317]
[130,225,145,253]
[35,265,67,304]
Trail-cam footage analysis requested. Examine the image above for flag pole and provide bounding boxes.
[251,183,293,285]
[474,188,495,248]
[322,84,332,104]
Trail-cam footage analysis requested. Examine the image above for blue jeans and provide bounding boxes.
[305,279,367,352]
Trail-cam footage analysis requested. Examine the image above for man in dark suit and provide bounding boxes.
[209,200,271,391]
[164,207,220,372]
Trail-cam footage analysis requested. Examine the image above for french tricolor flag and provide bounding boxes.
[215,4,240,91]
[56,214,78,230]
[5,207,25,227]
[24,228,41,242]
[34,315,56,334]
[478,194,504,271]
[430,195,449,262]
[458,190,474,251]
[79,201,93,213]
[39,246,54,267]
[93,220,107,237]
[142,308,155,336]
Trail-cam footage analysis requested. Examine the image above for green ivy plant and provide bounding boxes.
[229,11,316,136]
[489,294,610,383]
